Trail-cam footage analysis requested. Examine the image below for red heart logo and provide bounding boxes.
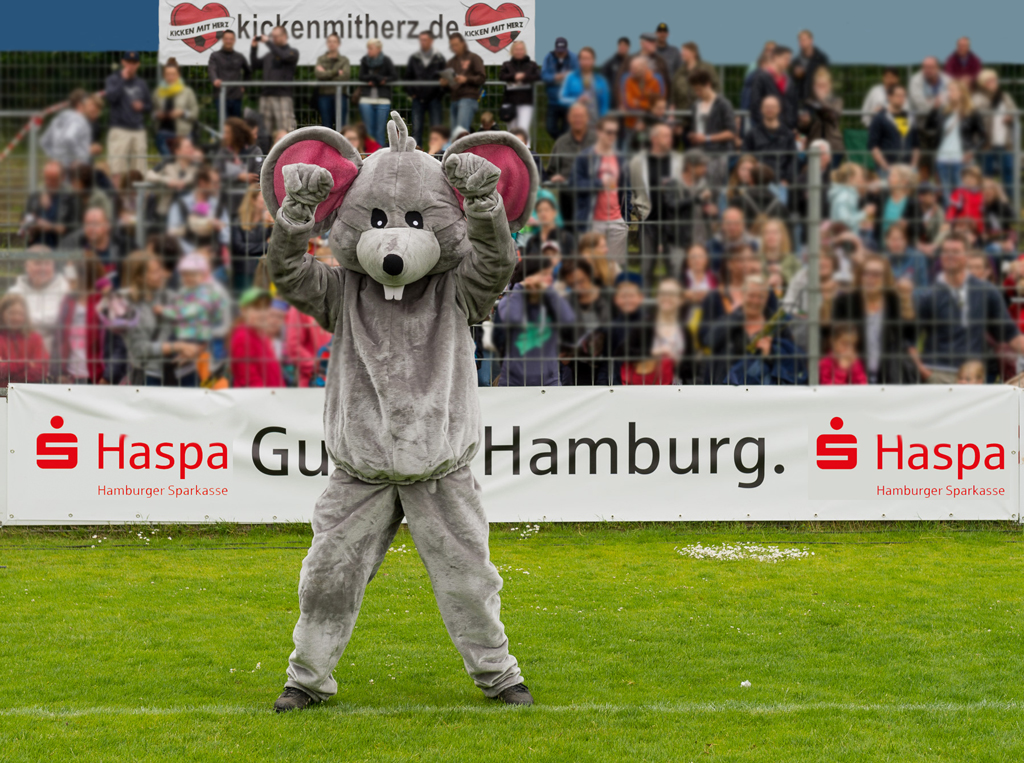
[464,3,525,54]
[170,3,230,54]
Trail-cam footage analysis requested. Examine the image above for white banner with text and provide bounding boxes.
[4,385,1021,524]
[158,0,535,67]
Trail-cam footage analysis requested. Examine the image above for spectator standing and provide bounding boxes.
[629,123,683,287]
[973,69,1017,192]
[573,116,629,264]
[523,197,575,256]
[760,217,801,286]
[634,34,671,97]
[913,235,1023,382]
[927,79,985,200]
[559,46,610,126]
[231,185,273,290]
[653,277,687,365]
[493,255,575,386]
[284,248,334,388]
[686,69,735,188]
[152,253,223,378]
[980,178,1016,257]
[53,255,106,384]
[670,149,718,253]
[21,161,78,248]
[407,31,448,147]
[444,33,485,134]
[104,51,152,185]
[748,46,799,130]
[315,34,351,131]
[250,26,299,135]
[909,56,951,116]
[499,41,542,134]
[946,165,984,236]
[167,167,230,250]
[943,37,982,83]
[832,253,917,384]
[601,38,631,107]
[652,23,682,76]
[791,30,830,100]
[541,37,578,139]
[209,30,249,120]
[860,67,901,127]
[672,43,719,124]
[868,85,919,175]
[620,56,664,135]
[153,59,199,157]
[828,162,874,236]
[743,95,798,187]
[801,68,844,162]
[545,104,594,225]
[872,164,923,244]
[231,287,283,387]
[41,89,93,169]
[0,294,50,386]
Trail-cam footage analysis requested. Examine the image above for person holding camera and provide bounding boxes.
[250,26,299,134]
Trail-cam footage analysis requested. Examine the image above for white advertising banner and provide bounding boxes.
[158,0,535,67]
[4,385,1021,525]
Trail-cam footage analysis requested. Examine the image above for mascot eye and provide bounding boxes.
[405,211,424,229]
[371,209,388,228]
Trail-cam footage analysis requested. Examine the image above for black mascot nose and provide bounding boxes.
[382,254,404,276]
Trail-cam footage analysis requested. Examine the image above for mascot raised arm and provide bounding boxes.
[260,111,538,712]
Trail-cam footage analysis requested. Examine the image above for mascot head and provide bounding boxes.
[260,112,538,300]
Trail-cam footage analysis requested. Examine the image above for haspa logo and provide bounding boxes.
[167,3,232,53]
[814,416,1006,479]
[815,416,857,470]
[463,3,530,54]
[36,416,78,470]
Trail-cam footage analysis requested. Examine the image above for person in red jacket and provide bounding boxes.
[283,247,334,387]
[943,37,982,83]
[946,165,984,236]
[54,255,107,384]
[0,293,50,386]
[230,287,284,387]
[819,324,867,385]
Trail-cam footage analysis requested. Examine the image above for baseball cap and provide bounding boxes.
[176,252,210,274]
[540,240,561,253]
[656,22,669,33]
[554,37,568,52]
[639,32,657,43]
[239,287,271,308]
[122,51,141,63]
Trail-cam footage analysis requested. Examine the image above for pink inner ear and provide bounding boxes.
[460,144,531,222]
[273,140,359,223]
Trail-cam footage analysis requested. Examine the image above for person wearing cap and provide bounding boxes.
[541,37,578,140]
[231,286,284,387]
[104,51,152,186]
[493,254,576,386]
[653,23,682,77]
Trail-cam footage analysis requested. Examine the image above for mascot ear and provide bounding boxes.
[260,127,362,235]
[442,132,539,233]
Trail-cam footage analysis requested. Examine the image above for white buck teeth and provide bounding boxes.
[382,284,405,301]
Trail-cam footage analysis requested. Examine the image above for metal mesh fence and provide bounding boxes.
[2,50,1024,390]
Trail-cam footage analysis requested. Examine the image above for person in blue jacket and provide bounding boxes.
[559,47,610,123]
[541,37,578,140]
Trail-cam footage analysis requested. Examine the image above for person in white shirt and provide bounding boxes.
[860,67,901,127]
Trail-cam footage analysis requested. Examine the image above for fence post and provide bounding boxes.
[806,147,823,386]
[1013,110,1022,221]
[531,82,539,149]
[218,87,226,135]
[335,84,343,132]
[27,117,39,195]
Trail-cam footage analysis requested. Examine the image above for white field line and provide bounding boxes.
[1,700,1021,720]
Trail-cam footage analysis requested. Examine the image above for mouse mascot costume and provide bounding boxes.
[261,112,538,712]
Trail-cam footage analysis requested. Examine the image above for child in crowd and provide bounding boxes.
[819,324,867,385]
[956,359,985,384]
[946,165,984,236]
[154,253,225,350]
[0,293,50,386]
[828,162,875,234]
[230,287,284,387]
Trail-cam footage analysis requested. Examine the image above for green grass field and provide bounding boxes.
[1,522,1023,761]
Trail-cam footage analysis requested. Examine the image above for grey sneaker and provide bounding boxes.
[273,686,318,713]
[495,683,534,706]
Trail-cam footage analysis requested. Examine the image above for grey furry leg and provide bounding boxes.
[285,469,403,701]
[399,467,523,697]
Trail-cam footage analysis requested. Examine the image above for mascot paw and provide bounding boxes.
[280,164,334,224]
[444,152,500,199]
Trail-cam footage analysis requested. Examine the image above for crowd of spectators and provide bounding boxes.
[4,25,1024,389]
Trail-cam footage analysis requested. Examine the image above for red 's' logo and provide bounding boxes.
[36,416,78,470]
[816,416,857,470]
[169,3,231,53]
[464,3,527,54]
